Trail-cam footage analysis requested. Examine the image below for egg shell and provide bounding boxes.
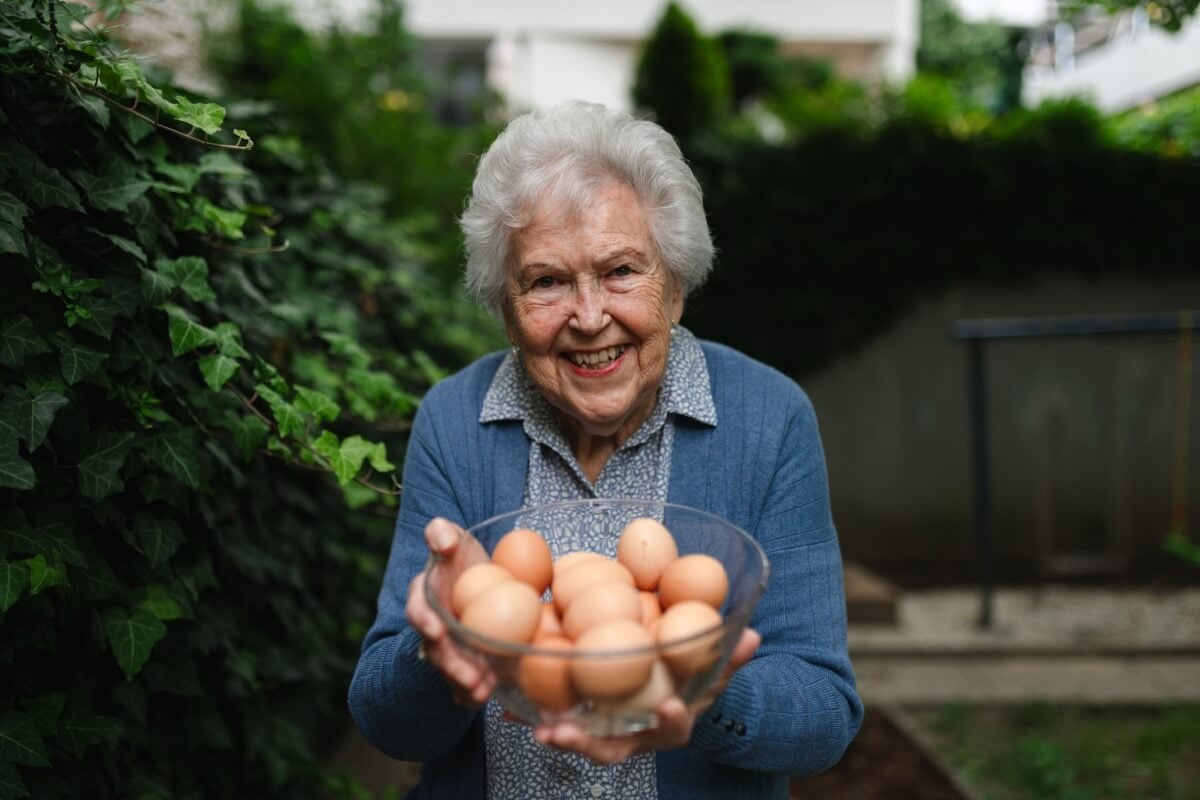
[638,591,663,627]
[658,553,729,610]
[451,562,514,617]
[569,620,655,699]
[617,518,679,590]
[593,659,676,714]
[562,582,641,640]
[536,602,564,639]
[551,558,635,614]
[552,551,606,579]
[491,528,553,594]
[656,600,723,677]
[460,580,542,646]
[518,635,575,711]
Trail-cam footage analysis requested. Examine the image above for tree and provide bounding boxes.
[917,0,1025,114]
[632,1,729,143]
[1061,0,1200,32]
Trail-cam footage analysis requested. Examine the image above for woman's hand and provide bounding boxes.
[404,517,497,708]
[531,627,762,765]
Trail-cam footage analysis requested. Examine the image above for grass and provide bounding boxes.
[906,704,1200,800]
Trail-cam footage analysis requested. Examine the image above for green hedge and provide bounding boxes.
[685,103,1200,377]
[0,3,494,797]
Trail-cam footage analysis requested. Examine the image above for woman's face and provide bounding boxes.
[505,180,683,444]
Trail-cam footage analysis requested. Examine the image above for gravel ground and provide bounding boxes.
[849,586,1200,652]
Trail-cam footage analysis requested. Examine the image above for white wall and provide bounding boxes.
[293,0,918,113]
[1024,16,1200,111]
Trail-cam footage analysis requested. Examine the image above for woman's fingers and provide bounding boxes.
[424,517,463,554]
[729,627,761,669]
[405,572,444,640]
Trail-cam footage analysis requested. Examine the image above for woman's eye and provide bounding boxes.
[611,264,633,277]
[532,276,557,289]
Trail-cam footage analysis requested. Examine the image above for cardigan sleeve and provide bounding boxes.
[347,390,481,762]
[688,385,863,775]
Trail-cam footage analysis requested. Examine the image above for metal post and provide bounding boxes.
[967,339,994,628]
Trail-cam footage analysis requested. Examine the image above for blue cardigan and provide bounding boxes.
[348,340,863,799]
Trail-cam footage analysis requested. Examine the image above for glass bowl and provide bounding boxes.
[423,498,769,736]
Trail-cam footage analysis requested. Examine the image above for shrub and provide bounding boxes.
[632,1,729,143]
[0,2,495,796]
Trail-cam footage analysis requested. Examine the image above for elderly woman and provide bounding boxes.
[348,101,862,799]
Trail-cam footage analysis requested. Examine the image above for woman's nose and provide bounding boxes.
[568,281,611,335]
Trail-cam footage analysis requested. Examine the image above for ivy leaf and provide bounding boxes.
[164,305,216,356]
[77,430,135,500]
[24,555,67,595]
[230,415,269,462]
[76,296,122,339]
[155,256,215,302]
[0,221,24,256]
[81,163,154,212]
[0,315,51,368]
[133,514,185,569]
[0,189,28,227]
[0,560,30,613]
[198,353,239,392]
[140,584,184,621]
[171,96,226,136]
[0,763,28,799]
[144,428,201,489]
[0,142,84,213]
[0,711,49,767]
[367,442,394,472]
[197,198,246,240]
[213,322,249,358]
[0,388,68,451]
[104,606,167,681]
[57,705,123,759]
[0,508,37,557]
[35,512,85,568]
[139,270,174,311]
[294,386,339,423]
[255,385,305,439]
[0,439,35,491]
[58,339,108,386]
[153,161,200,192]
[22,692,65,737]
[311,432,376,485]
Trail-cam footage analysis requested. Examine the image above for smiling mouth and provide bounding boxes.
[566,345,627,369]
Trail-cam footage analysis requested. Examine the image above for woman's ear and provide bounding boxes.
[669,278,684,326]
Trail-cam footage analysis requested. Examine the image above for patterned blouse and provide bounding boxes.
[477,326,717,800]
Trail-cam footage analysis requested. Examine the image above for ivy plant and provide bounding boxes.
[0,2,496,797]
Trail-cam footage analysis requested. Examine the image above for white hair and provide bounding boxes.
[461,101,715,315]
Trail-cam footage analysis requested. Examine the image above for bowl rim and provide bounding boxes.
[423,498,770,659]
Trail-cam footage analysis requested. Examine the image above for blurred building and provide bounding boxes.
[1024,5,1200,111]
[295,0,920,116]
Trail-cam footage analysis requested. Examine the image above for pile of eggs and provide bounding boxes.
[449,518,729,712]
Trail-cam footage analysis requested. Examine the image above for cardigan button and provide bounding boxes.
[735,723,747,736]
[724,719,735,731]
[710,712,722,724]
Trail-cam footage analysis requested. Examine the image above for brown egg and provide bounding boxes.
[518,635,575,711]
[492,528,554,594]
[460,580,541,646]
[451,562,514,617]
[658,554,728,610]
[570,620,655,699]
[638,591,663,627]
[552,551,606,579]
[656,600,723,677]
[617,518,678,590]
[562,582,641,640]
[551,558,635,614]
[536,602,564,639]
[594,658,676,714]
